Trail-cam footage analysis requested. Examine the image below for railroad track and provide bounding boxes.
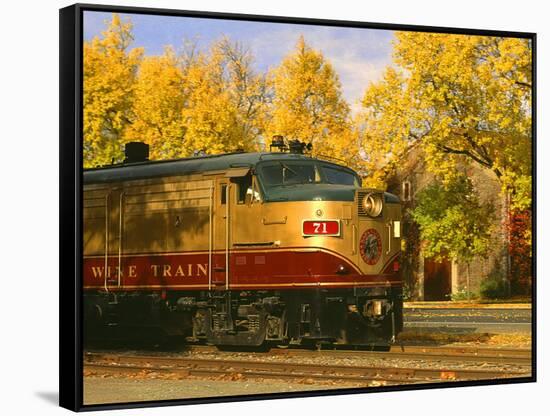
[84,351,531,386]
[176,344,532,365]
[269,345,532,365]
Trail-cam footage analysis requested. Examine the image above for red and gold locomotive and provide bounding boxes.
[83,139,403,349]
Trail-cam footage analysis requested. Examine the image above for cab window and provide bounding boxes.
[220,184,227,204]
[320,165,360,187]
[233,174,252,204]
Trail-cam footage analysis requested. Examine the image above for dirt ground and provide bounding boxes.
[83,376,337,405]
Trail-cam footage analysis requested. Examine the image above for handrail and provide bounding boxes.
[352,224,357,255]
[103,192,110,293]
[117,191,124,288]
[225,185,230,291]
[208,184,213,291]
[233,241,275,247]
[386,222,392,255]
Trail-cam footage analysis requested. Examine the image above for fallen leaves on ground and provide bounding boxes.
[397,330,531,348]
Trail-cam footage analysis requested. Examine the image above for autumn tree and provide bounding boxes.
[412,175,495,295]
[179,38,269,156]
[357,67,411,189]
[123,47,188,160]
[268,36,354,162]
[83,14,143,167]
[360,33,532,209]
[215,38,271,151]
[506,208,532,294]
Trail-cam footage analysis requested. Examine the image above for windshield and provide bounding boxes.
[258,161,359,188]
[320,165,359,186]
[260,162,319,187]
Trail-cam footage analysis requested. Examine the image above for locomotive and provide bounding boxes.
[83,138,403,349]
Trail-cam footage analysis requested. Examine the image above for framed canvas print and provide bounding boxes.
[59,3,536,411]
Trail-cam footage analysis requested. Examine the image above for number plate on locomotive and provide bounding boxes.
[302,220,340,236]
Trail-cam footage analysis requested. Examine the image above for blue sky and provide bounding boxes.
[84,11,395,113]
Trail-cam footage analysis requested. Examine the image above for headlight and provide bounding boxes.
[361,193,383,217]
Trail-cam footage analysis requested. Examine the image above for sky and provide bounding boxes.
[84,11,395,114]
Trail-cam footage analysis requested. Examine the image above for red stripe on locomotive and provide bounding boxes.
[83,249,400,290]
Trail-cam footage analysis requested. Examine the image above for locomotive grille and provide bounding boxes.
[357,190,370,217]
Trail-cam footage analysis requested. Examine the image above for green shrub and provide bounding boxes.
[480,276,508,299]
[402,284,415,301]
[450,289,478,301]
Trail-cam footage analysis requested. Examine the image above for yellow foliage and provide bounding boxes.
[180,38,268,155]
[83,16,532,213]
[267,36,354,165]
[359,33,532,207]
[123,47,187,159]
[180,50,240,154]
[84,19,268,163]
[83,14,143,167]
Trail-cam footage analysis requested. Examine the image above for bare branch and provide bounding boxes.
[437,144,493,168]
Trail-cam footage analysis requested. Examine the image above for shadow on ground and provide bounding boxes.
[399,326,491,345]
[85,328,192,353]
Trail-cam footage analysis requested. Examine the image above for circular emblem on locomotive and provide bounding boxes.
[359,228,382,265]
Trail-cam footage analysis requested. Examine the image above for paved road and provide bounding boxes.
[403,308,532,333]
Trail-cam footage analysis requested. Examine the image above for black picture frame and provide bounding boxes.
[60,3,536,411]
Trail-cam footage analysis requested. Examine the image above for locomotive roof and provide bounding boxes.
[83,152,357,184]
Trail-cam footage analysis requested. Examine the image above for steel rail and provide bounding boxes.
[267,346,532,365]
[179,344,531,365]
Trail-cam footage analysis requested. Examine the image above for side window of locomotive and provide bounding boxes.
[220,184,227,205]
[250,178,262,203]
[233,174,252,204]
[321,165,359,187]
[260,164,283,187]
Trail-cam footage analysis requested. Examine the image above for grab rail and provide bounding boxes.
[386,222,392,254]
[225,185,230,291]
[103,192,110,293]
[117,192,124,288]
[208,184,213,291]
[352,224,357,255]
